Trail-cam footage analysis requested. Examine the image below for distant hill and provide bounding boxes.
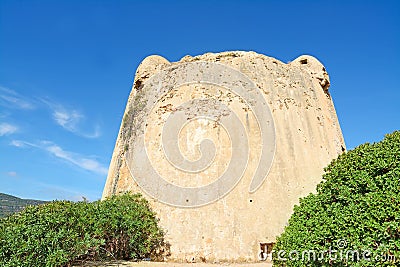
[0,193,47,218]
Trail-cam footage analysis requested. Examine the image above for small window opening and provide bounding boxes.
[259,242,275,261]
[300,58,308,64]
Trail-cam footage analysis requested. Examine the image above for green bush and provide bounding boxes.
[0,193,166,267]
[273,131,400,267]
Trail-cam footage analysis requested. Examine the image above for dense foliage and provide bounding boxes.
[0,193,46,218]
[0,193,166,267]
[273,131,400,267]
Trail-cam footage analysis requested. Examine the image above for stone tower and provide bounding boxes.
[102,51,345,262]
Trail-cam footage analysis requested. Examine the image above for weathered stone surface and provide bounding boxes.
[102,51,345,262]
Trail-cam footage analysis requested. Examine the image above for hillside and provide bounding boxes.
[0,193,46,218]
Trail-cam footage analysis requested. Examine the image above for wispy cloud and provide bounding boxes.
[0,86,35,110]
[53,109,83,131]
[10,140,30,147]
[43,142,108,175]
[0,123,18,136]
[42,99,101,138]
[11,140,108,175]
[0,87,101,139]
[6,171,18,177]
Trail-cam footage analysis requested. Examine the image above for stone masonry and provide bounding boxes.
[102,51,345,263]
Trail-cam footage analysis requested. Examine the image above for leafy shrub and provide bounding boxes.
[273,131,400,267]
[0,193,166,267]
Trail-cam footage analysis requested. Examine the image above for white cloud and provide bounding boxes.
[0,86,35,110]
[6,171,18,177]
[0,123,18,136]
[10,140,36,147]
[41,99,101,138]
[53,109,83,132]
[44,142,108,175]
[11,140,108,175]
[10,140,25,147]
[0,88,101,139]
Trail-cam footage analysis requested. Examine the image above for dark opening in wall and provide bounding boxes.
[259,242,275,261]
[300,58,308,64]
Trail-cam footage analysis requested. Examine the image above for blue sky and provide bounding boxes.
[0,0,399,201]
